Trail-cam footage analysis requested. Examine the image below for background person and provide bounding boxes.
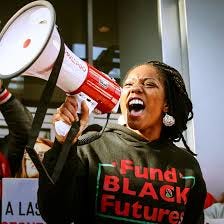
[204,203,224,220]
[204,192,217,209]
[0,80,33,177]
[204,192,224,219]
[38,61,207,224]
[0,80,33,220]
[16,137,53,178]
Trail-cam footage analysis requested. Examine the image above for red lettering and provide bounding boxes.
[115,200,130,216]
[143,206,158,221]
[132,201,142,219]
[160,185,175,202]
[101,194,115,212]
[65,50,86,72]
[123,178,136,195]
[138,182,158,200]
[169,211,180,224]
[135,166,148,179]
[120,160,134,175]
[157,208,170,222]
[103,175,120,192]
[99,195,184,223]
[149,168,163,181]
[176,187,190,204]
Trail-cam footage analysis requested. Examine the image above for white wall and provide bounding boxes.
[155,0,224,197]
[185,0,224,197]
[157,0,196,152]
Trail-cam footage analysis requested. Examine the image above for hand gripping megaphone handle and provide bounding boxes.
[55,120,71,137]
[54,93,97,136]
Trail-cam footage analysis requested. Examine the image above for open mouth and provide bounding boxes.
[128,99,145,116]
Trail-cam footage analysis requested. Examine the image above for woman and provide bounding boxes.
[16,137,53,178]
[38,61,207,224]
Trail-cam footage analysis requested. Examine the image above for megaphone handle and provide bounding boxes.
[55,93,97,136]
[55,120,71,137]
[54,95,81,137]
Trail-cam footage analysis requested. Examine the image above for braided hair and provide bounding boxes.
[148,61,195,155]
[123,60,195,155]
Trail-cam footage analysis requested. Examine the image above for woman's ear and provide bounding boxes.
[163,102,169,113]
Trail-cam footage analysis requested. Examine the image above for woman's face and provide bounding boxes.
[25,142,51,178]
[120,64,167,140]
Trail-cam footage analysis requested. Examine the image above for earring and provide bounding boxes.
[163,113,175,127]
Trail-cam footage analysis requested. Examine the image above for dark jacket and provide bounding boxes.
[38,123,206,224]
[0,95,33,176]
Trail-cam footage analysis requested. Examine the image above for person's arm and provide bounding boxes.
[37,139,86,223]
[0,85,33,176]
[38,96,89,223]
[183,170,207,224]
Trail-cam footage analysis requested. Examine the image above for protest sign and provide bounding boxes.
[1,178,46,224]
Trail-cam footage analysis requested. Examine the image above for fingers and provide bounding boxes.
[53,96,79,125]
[79,100,89,132]
[73,101,89,143]
[53,95,90,144]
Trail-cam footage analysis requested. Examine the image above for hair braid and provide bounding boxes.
[147,61,195,155]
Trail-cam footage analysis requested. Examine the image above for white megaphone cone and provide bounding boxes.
[0,0,121,115]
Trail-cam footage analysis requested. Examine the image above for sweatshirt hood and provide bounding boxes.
[104,123,169,149]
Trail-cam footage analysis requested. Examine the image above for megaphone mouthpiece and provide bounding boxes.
[0,0,55,79]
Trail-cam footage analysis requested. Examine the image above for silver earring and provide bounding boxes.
[163,113,175,127]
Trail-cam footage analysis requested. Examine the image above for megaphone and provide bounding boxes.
[0,0,121,116]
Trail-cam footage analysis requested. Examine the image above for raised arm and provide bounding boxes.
[0,82,33,176]
[37,96,89,223]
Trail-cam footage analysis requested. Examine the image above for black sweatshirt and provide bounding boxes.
[38,123,207,224]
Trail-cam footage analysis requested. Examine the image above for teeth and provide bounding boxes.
[129,99,143,105]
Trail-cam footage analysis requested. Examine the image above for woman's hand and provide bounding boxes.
[52,95,89,144]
